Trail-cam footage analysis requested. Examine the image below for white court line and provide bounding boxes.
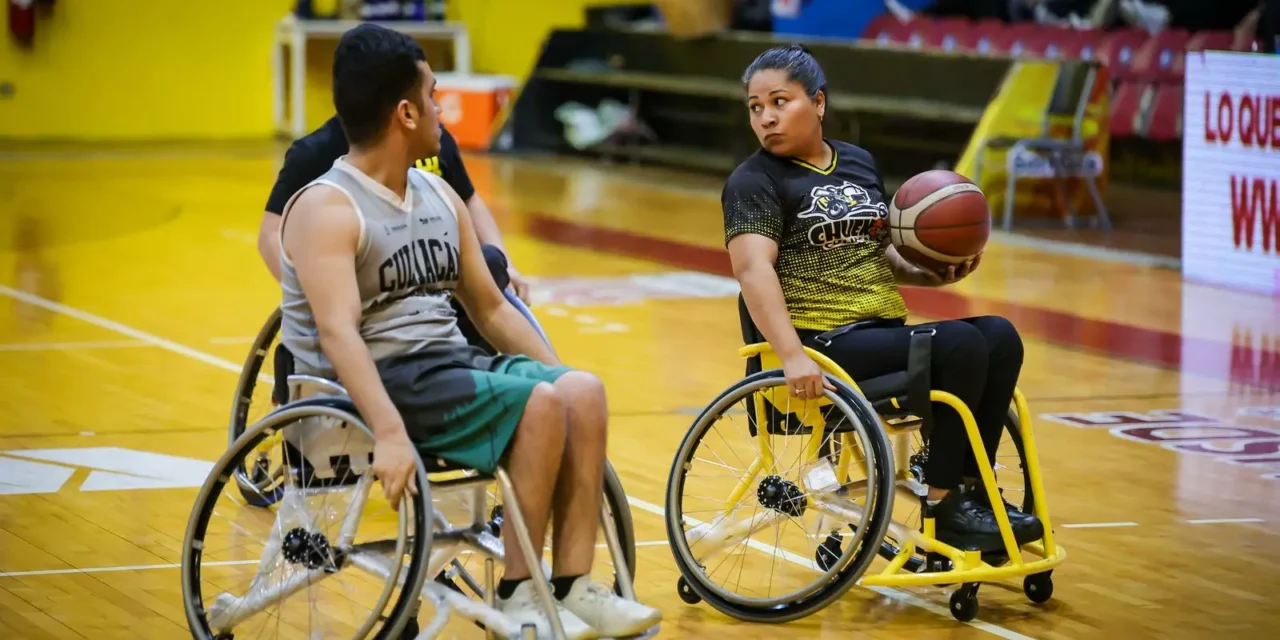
[625,497,1035,640]
[0,340,152,352]
[1,546,680,578]
[1185,518,1265,525]
[0,286,246,376]
[0,284,1028,639]
[0,560,257,579]
[1060,522,1138,529]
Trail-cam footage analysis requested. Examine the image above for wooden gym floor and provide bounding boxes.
[0,144,1277,639]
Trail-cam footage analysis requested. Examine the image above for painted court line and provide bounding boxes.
[0,286,245,376]
[625,496,1035,640]
[0,560,257,579]
[1185,518,1265,525]
[1060,522,1139,529]
[0,285,1028,639]
[0,340,152,352]
[1,545,681,578]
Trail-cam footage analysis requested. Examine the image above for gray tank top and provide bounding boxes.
[278,158,470,378]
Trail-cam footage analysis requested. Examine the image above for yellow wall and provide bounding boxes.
[0,0,292,140]
[447,0,636,79]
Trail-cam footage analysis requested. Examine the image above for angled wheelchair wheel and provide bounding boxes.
[228,309,287,508]
[665,369,895,623]
[184,399,433,639]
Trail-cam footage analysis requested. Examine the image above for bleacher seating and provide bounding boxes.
[858,17,1250,141]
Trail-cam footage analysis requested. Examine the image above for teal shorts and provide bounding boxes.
[377,349,572,474]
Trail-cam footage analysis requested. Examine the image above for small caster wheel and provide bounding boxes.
[488,504,505,537]
[949,584,979,622]
[815,533,842,571]
[676,576,701,605]
[1023,571,1054,604]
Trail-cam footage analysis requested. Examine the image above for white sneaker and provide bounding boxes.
[559,577,662,638]
[496,579,599,640]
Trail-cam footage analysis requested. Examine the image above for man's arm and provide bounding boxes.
[434,177,558,366]
[464,192,505,253]
[282,187,407,442]
[258,213,284,282]
[260,121,349,283]
[436,127,532,301]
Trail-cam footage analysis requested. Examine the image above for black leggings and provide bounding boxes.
[803,316,1025,489]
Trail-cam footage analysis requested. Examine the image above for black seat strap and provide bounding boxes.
[906,325,935,441]
[810,317,906,348]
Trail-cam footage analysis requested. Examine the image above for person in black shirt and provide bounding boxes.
[259,116,531,352]
[723,44,1043,552]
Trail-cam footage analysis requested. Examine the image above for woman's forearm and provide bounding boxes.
[737,262,808,360]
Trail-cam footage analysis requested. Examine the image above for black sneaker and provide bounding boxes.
[972,486,1042,534]
[930,487,1044,552]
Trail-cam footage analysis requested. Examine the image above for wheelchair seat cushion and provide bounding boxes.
[378,350,573,475]
[855,370,909,403]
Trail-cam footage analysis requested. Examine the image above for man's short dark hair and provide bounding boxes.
[332,23,427,147]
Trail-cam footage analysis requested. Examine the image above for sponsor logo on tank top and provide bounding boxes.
[797,181,889,250]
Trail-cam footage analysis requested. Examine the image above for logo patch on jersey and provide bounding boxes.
[414,156,442,176]
[797,181,888,250]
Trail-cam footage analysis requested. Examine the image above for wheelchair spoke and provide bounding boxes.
[188,409,423,640]
[670,375,892,609]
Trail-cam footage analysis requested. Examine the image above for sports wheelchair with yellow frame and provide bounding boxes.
[664,297,1065,623]
[180,292,640,639]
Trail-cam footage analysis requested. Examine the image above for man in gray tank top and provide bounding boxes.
[277,24,660,640]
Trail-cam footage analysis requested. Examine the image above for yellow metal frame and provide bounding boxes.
[727,342,1066,588]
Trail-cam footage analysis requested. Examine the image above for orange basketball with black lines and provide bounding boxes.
[888,170,991,273]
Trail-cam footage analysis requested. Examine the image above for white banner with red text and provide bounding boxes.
[1182,51,1280,295]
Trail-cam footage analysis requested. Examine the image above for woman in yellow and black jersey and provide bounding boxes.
[723,44,1042,551]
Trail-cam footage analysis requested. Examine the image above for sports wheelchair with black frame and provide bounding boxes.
[181,292,639,639]
[663,297,1065,623]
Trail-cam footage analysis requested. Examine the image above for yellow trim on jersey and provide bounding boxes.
[789,144,838,176]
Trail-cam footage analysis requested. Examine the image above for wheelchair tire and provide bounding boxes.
[228,308,286,508]
[602,460,639,589]
[665,369,895,623]
[183,399,433,640]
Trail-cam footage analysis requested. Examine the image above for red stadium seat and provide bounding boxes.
[924,17,972,53]
[964,18,1010,56]
[1018,24,1071,58]
[988,23,1050,58]
[863,13,910,46]
[1096,28,1149,80]
[1060,29,1106,61]
[1186,29,1235,53]
[1131,28,1191,81]
[1144,82,1183,141]
[893,17,946,50]
[1110,81,1147,138]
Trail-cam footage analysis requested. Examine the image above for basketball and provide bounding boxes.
[888,170,992,273]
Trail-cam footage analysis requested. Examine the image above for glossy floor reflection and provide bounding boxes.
[1,146,1277,639]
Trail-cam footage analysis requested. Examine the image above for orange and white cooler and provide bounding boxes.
[433,73,518,151]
